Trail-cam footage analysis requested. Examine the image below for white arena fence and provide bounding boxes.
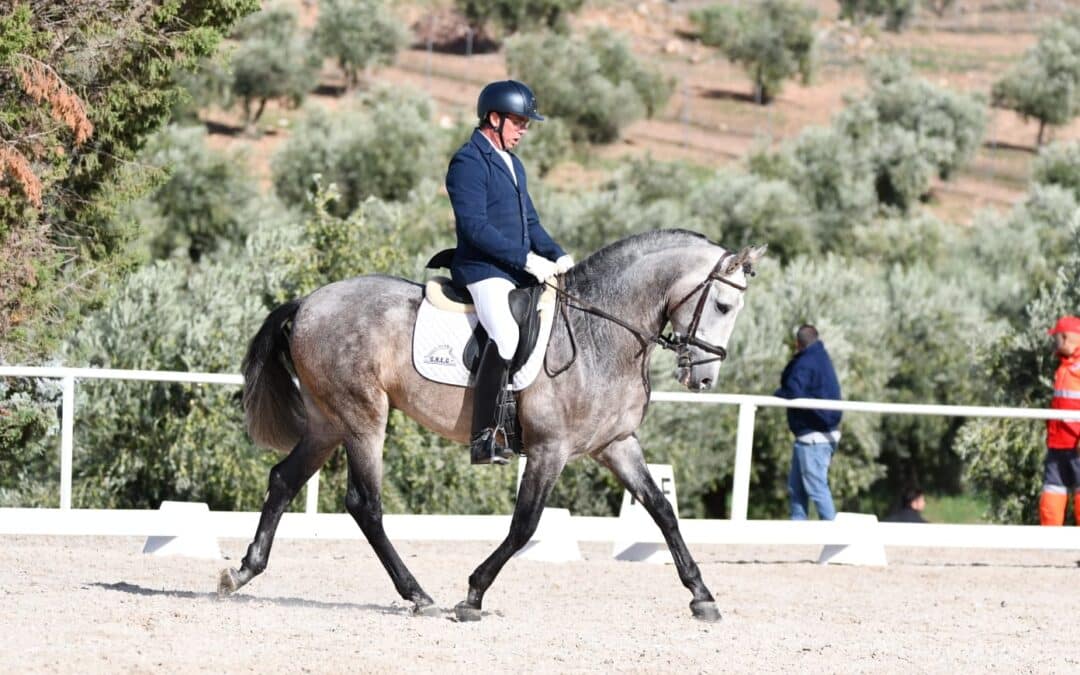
[3,365,1080,552]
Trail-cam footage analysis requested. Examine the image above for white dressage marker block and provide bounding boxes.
[513,507,582,562]
[817,512,888,567]
[142,501,222,559]
[513,460,582,562]
[612,463,677,564]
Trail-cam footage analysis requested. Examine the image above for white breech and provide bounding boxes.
[467,277,519,361]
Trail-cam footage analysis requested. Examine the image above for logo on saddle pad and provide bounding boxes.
[423,344,457,367]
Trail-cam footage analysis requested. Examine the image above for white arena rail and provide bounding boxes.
[2,365,1080,551]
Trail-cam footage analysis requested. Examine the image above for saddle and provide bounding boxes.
[424,249,546,378]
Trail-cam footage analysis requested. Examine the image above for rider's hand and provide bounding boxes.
[555,254,575,274]
[525,253,559,283]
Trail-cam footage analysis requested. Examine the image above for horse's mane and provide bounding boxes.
[566,229,717,294]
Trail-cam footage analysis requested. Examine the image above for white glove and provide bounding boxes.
[555,254,574,274]
[524,252,559,283]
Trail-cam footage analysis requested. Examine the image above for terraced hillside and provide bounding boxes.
[203,0,1080,223]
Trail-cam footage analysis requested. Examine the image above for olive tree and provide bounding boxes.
[839,0,918,32]
[691,0,816,104]
[229,5,320,129]
[455,0,583,35]
[312,0,405,91]
[992,13,1080,147]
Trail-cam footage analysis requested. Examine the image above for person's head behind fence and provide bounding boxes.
[795,324,819,351]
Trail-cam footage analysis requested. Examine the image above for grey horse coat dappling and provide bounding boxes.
[219,229,766,622]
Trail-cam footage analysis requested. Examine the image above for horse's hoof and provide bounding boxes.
[690,600,721,623]
[218,568,241,596]
[413,602,442,617]
[454,601,482,622]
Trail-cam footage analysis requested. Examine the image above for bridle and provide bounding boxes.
[543,249,753,376]
[658,250,749,369]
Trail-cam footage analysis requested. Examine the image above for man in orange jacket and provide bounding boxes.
[1041,315,1080,525]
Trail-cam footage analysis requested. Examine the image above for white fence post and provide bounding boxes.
[730,402,756,522]
[60,375,74,510]
[305,472,320,514]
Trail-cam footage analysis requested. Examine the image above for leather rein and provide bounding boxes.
[543,250,752,377]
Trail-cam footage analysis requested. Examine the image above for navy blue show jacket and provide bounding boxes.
[774,340,843,436]
[445,129,565,287]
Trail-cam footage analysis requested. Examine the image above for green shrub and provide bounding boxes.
[832,57,987,210]
[505,29,672,143]
[850,210,955,268]
[539,157,698,254]
[512,117,573,177]
[0,376,62,507]
[137,125,257,261]
[691,0,816,104]
[271,89,440,216]
[686,171,814,263]
[876,263,1004,496]
[749,126,878,246]
[962,185,1080,320]
[1032,140,1080,199]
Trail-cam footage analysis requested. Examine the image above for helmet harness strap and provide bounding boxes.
[495,113,508,151]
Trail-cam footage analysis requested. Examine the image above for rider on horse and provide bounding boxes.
[445,80,573,466]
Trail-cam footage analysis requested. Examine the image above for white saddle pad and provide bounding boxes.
[412,279,558,391]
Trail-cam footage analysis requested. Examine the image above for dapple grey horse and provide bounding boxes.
[219,229,766,623]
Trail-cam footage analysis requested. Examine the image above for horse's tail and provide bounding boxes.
[242,299,304,452]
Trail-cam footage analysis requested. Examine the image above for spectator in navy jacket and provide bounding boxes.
[775,325,843,520]
[446,80,572,466]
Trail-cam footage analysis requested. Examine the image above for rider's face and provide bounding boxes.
[489,112,530,149]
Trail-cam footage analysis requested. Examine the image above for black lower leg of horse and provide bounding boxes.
[455,451,565,621]
[218,437,328,595]
[600,435,721,622]
[343,458,439,616]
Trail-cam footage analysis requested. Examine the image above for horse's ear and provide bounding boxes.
[732,244,767,276]
[746,244,768,264]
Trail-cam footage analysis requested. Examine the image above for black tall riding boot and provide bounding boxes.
[469,342,514,465]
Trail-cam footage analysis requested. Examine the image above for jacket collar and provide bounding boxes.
[470,128,518,186]
[798,340,825,356]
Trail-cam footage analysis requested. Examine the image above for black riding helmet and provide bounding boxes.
[476,80,545,123]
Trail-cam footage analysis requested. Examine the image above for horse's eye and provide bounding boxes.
[715,302,731,315]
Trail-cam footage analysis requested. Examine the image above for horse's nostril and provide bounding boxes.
[700,378,713,389]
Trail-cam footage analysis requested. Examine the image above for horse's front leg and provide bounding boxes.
[454,449,567,622]
[597,434,721,622]
[218,433,337,595]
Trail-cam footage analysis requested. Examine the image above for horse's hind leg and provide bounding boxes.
[597,435,721,623]
[342,428,440,617]
[218,432,338,595]
[454,449,567,622]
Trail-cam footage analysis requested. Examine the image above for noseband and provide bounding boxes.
[544,249,752,375]
[658,250,749,369]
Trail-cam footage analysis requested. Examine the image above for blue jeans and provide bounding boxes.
[788,439,837,520]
